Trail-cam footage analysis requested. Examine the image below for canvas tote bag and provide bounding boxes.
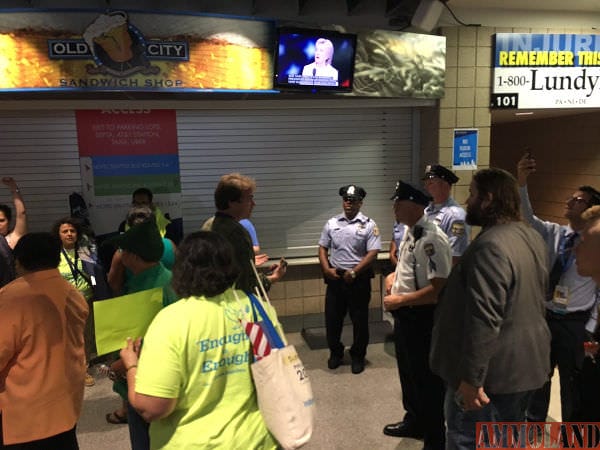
[235,287,315,450]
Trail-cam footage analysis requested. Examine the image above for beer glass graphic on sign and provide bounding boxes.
[84,12,133,63]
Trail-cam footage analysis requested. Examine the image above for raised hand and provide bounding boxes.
[516,152,536,186]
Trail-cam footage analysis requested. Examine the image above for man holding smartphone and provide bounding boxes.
[318,185,381,374]
[204,173,287,293]
[517,152,600,423]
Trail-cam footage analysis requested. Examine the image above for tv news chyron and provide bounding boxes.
[274,27,357,92]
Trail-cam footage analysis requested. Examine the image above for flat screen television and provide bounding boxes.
[274,27,357,92]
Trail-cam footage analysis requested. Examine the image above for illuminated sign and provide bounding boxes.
[0,9,275,92]
[492,33,600,109]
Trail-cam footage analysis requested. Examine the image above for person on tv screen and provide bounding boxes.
[301,38,338,85]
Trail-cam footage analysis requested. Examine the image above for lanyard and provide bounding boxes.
[559,232,578,274]
[62,248,92,286]
[62,248,80,282]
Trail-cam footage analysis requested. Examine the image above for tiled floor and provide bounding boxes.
[77,328,561,449]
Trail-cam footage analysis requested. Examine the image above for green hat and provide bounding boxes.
[112,220,164,262]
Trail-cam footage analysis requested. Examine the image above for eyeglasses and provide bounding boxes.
[343,196,360,203]
[567,196,590,206]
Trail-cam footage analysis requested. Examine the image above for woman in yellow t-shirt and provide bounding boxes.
[120,231,278,449]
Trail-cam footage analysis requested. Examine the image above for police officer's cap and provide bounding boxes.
[339,184,366,200]
[390,180,432,206]
[422,164,459,184]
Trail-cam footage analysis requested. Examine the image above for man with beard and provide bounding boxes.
[318,185,381,374]
[382,181,451,449]
[430,168,551,449]
[517,153,600,422]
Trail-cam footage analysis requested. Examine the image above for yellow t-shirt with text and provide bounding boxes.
[135,288,277,450]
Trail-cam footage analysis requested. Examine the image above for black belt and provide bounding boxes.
[392,304,436,317]
[546,309,591,321]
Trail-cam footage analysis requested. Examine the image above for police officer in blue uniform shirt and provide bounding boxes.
[423,164,469,263]
[318,185,381,374]
[388,221,406,268]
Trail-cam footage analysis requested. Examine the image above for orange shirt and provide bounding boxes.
[0,269,88,444]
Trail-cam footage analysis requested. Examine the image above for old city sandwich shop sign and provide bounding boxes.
[0,9,275,92]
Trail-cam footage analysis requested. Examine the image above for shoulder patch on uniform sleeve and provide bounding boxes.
[450,221,466,237]
[373,226,380,237]
[424,242,435,256]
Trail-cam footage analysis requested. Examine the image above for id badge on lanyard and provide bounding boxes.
[552,285,570,311]
[551,236,575,311]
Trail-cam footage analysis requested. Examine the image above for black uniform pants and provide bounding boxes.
[393,306,445,449]
[528,310,588,422]
[325,276,371,361]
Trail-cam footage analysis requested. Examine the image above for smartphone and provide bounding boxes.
[280,257,288,268]
[524,147,533,159]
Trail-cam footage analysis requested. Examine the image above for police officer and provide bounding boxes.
[423,164,469,263]
[388,221,405,268]
[318,185,381,374]
[382,180,451,449]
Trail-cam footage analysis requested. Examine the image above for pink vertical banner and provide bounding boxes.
[75,109,182,237]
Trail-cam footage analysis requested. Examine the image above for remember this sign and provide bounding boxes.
[492,33,600,109]
[453,129,478,171]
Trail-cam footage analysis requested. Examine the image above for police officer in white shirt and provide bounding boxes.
[318,185,381,374]
[390,165,467,269]
[382,180,451,449]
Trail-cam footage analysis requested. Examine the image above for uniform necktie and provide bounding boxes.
[548,231,578,295]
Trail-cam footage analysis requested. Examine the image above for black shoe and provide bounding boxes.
[351,359,365,374]
[327,355,343,370]
[383,421,424,438]
[527,426,544,446]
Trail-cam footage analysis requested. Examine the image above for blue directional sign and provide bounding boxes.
[453,128,478,170]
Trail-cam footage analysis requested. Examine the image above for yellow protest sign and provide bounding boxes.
[94,287,163,355]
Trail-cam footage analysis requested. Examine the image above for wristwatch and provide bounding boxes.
[350,270,356,279]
